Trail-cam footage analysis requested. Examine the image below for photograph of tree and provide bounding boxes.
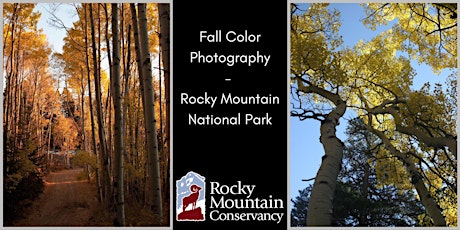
[290,3,457,227]
[3,3,170,226]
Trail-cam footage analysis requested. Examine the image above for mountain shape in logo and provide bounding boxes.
[176,171,205,221]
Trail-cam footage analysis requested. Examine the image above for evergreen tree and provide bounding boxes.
[290,184,311,227]
[291,118,426,227]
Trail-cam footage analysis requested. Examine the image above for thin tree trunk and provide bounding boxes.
[106,87,113,193]
[130,2,148,206]
[359,162,369,226]
[83,5,103,203]
[123,25,131,130]
[90,3,110,205]
[366,124,447,226]
[80,74,87,151]
[111,3,126,226]
[12,29,23,148]
[369,104,457,158]
[158,48,166,203]
[158,5,170,195]
[102,6,115,203]
[158,50,163,152]
[4,4,18,142]
[129,4,146,115]
[134,92,141,201]
[123,22,133,198]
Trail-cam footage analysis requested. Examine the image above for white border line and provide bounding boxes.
[286,0,291,229]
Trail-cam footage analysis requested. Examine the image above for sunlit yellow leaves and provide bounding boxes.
[341,31,414,116]
[362,3,457,72]
[418,213,434,226]
[147,3,159,55]
[53,115,79,150]
[443,198,458,226]
[3,3,41,31]
[291,3,343,86]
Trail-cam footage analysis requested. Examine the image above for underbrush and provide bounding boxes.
[4,171,44,226]
[89,197,168,226]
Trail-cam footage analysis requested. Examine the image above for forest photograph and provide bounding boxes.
[3,3,170,226]
[290,3,457,227]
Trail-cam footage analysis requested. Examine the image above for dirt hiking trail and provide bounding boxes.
[13,168,99,226]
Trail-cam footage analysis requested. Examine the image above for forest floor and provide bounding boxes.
[12,167,167,227]
[12,168,101,226]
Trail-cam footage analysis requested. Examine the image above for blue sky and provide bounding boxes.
[289,3,452,208]
[35,3,78,54]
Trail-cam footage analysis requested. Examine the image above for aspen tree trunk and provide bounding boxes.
[129,4,146,115]
[123,23,133,197]
[367,124,447,226]
[83,5,102,203]
[137,3,163,215]
[158,3,170,148]
[296,79,346,226]
[12,29,23,148]
[369,104,457,158]
[129,2,148,205]
[90,3,111,204]
[4,4,19,144]
[80,73,87,151]
[103,6,115,200]
[158,4,170,211]
[111,3,126,226]
[158,50,167,203]
[307,105,346,226]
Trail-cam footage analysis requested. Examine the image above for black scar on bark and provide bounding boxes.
[322,155,328,161]
[411,175,419,184]
[318,181,328,184]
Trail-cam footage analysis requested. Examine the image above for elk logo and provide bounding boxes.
[177,171,205,221]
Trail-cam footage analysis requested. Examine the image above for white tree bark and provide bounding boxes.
[89,3,111,203]
[296,78,347,226]
[369,101,457,157]
[138,3,163,216]
[111,3,126,226]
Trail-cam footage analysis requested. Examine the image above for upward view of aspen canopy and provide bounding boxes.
[291,3,457,227]
[3,3,170,226]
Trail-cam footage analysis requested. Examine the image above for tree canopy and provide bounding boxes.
[291,3,457,226]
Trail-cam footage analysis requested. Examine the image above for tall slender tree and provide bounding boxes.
[83,3,103,203]
[137,3,163,216]
[111,3,126,226]
[89,3,111,204]
[157,4,170,210]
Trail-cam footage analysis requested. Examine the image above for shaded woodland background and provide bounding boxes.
[3,3,170,226]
